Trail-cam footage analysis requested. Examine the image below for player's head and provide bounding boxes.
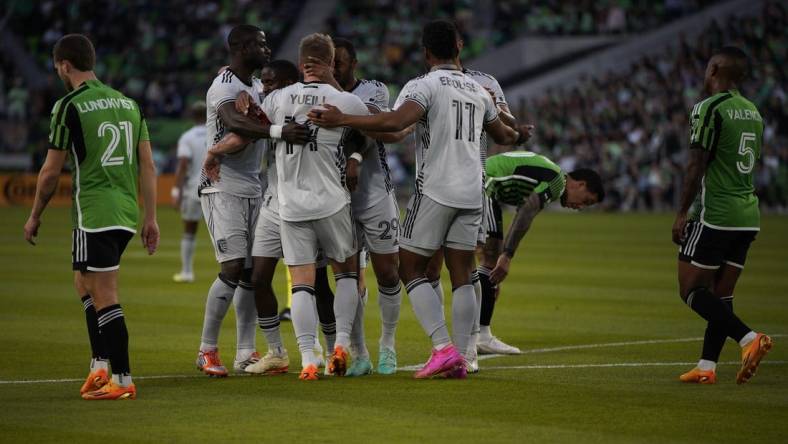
[261,60,299,94]
[189,100,206,122]
[421,19,460,66]
[52,34,95,91]
[299,33,335,71]
[332,37,357,89]
[562,168,605,210]
[228,24,270,69]
[704,46,749,95]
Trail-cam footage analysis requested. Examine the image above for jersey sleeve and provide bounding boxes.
[139,118,150,142]
[487,77,508,108]
[368,82,390,112]
[394,78,430,111]
[481,89,499,124]
[48,99,72,151]
[340,93,372,116]
[208,79,240,113]
[689,99,715,151]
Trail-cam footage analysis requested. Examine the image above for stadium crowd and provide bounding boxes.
[1,0,785,211]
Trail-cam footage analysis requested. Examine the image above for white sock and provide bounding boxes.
[378,283,402,350]
[697,359,716,371]
[430,279,444,311]
[234,282,257,362]
[480,325,492,341]
[469,272,482,356]
[200,277,235,351]
[112,373,133,387]
[739,331,757,348]
[90,358,108,372]
[291,285,318,367]
[180,233,196,275]
[333,275,359,349]
[406,278,451,349]
[351,288,370,360]
[451,284,476,357]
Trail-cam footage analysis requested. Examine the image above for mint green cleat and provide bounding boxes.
[377,346,397,375]
[346,357,373,377]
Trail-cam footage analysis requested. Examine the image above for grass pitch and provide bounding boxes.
[1,206,786,443]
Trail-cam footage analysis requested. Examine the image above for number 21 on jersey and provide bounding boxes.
[99,120,133,167]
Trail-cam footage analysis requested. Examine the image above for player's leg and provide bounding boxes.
[371,250,401,374]
[426,249,445,308]
[399,195,463,378]
[346,248,373,376]
[174,195,201,282]
[245,255,289,375]
[73,263,109,394]
[314,264,335,368]
[280,218,321,380]
[78,229,136,400]
[693,264,740,378]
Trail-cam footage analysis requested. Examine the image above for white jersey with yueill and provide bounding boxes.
[349,79,395,212]
[262,81,370,222]
[200,69,266,198]
[394,66,499,209]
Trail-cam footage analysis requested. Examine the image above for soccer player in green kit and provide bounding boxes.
[24,34,159,400]
[483,152,604,285]
[673,47,772,385]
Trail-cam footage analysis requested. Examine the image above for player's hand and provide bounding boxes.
[672,212,688,245]
[304,56,335,84]
[490,254,511,285]
[517,124,535,143]
[346,157,360,192]
[282,122,310,145]
[235,91,253,115]
[171,187,181,208]
[308,104,344,128]
[203,151,222,182]
[141,219,160,255]
[24,215,40,245]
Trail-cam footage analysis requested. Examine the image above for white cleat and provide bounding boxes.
[172,272,195,283]
[465,346,480,374]
[477,336,521,355]
[233,351,261,372]
[244,350,289,375]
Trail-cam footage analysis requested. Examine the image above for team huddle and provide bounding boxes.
[24,19,772,400]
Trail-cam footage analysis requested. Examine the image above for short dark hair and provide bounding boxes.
[713,46,749,83]
[266,59,299,83]
[422,19,459,60]
[228,24,262,54]
[332,37,356,61]
[53,34,96,71]
[568,168,605,202]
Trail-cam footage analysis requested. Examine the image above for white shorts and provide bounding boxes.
[354,194,400,255]
[201,192,261,267]
[400,193,482,256]
[180,195,202,222]
[280,205,356,266]
[252,209,283,259]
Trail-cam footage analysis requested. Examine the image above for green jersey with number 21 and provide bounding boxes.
[688,89,762,230]
[49,79,149,233]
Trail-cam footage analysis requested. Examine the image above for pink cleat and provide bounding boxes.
[414,345,464,379]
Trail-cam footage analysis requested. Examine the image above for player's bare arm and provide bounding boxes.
[138,139,160,255]
[672,146,710,245]
[308,100,424,132]
[217,101,309,144]
[23,149,68,245]
[303,56,343,91]
[172,156,189,207]
[484,117,530,146]
[490,193,542,284]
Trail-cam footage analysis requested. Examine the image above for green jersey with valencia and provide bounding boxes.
[49,79,149,232]
[484,151,565,207]
[688,89,762,230]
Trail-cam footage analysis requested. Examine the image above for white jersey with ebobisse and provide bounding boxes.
[262,81,370,222]
[176,124,207,198]
[394,68,498,209]
[200,69,265,198]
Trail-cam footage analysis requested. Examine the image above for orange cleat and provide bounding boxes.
[196,349,228,377]
[737,333,773,384]
[299,364,320,381]
[81,380,136,400]
[328,345,350,376]
[679,367,716,384]
[80,367,109,394]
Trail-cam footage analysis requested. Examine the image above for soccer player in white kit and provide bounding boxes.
[172,101,207,283]
[261,33,371,380]
[309,20,530,379]
[195,25,308,377]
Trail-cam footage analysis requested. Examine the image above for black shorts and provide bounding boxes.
[678,220,757,270]
[72,229,134,273]
[484,197,504,240]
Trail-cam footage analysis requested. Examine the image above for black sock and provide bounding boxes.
[701,297,733,362]
[315,267,336,326]
[478,268,496,327]
[81,295,108,360]
[97,304,131,375]
[687,287,749,343]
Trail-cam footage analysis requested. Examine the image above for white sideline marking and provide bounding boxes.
[1,335,783,385]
